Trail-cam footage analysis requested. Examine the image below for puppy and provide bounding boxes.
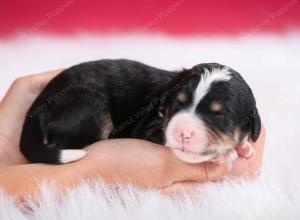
[20,59,261,164]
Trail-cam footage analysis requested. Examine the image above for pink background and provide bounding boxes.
[1,0,300,37]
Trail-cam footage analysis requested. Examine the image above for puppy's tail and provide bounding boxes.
[20,118,87,164]
[58,149,87,164]
[21,143,87,164]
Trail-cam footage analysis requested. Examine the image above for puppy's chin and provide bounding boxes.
[171,149,216,163]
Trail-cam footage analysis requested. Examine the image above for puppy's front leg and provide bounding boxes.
[235,140,254,159]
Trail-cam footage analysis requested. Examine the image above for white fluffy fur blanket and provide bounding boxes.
[0,34,300,219]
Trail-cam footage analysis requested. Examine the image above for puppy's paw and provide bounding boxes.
[236,141,254,159]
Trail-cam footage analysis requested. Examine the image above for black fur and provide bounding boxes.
[20,59,260,164]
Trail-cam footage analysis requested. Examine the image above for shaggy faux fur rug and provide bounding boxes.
[0,34,300,219]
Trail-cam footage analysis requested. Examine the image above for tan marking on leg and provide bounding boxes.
[43,138,48,145]
[177,92,188,103]
[101,114,113,139]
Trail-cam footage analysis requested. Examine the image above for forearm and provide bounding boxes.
[0,163,81,200]
[0,107,28,166]
[77,139,228,188]
[78,139,171,188]
[0,140,170,199]
[0,136,28,166]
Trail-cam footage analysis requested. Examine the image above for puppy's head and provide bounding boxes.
[160,63,261,163]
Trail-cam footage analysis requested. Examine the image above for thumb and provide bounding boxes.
[0,69,63,126]
[160,163,231,195]
[168,153,232,183]
[203,162,232,181]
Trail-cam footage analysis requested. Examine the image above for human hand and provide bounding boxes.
[75,125,265,191]
[72,139,231,188]
[0,69,62,165]
[230,125,266,177]
[161,125,266,193]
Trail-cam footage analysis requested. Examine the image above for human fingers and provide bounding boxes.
[230,124,266,177]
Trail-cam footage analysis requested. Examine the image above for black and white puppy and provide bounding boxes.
[20,59,261,164]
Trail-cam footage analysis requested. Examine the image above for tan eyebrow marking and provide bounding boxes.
[177,92,187,102]
[211,101,222,112]
[177,92,188,103]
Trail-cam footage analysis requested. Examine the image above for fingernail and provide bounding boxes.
[244,147,253,159]
[240,142,249,149]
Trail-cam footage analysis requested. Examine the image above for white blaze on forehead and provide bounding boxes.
[164,67,233,162]
[190,67,232,112]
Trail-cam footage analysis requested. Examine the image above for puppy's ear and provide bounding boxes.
[250,108,261,142]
